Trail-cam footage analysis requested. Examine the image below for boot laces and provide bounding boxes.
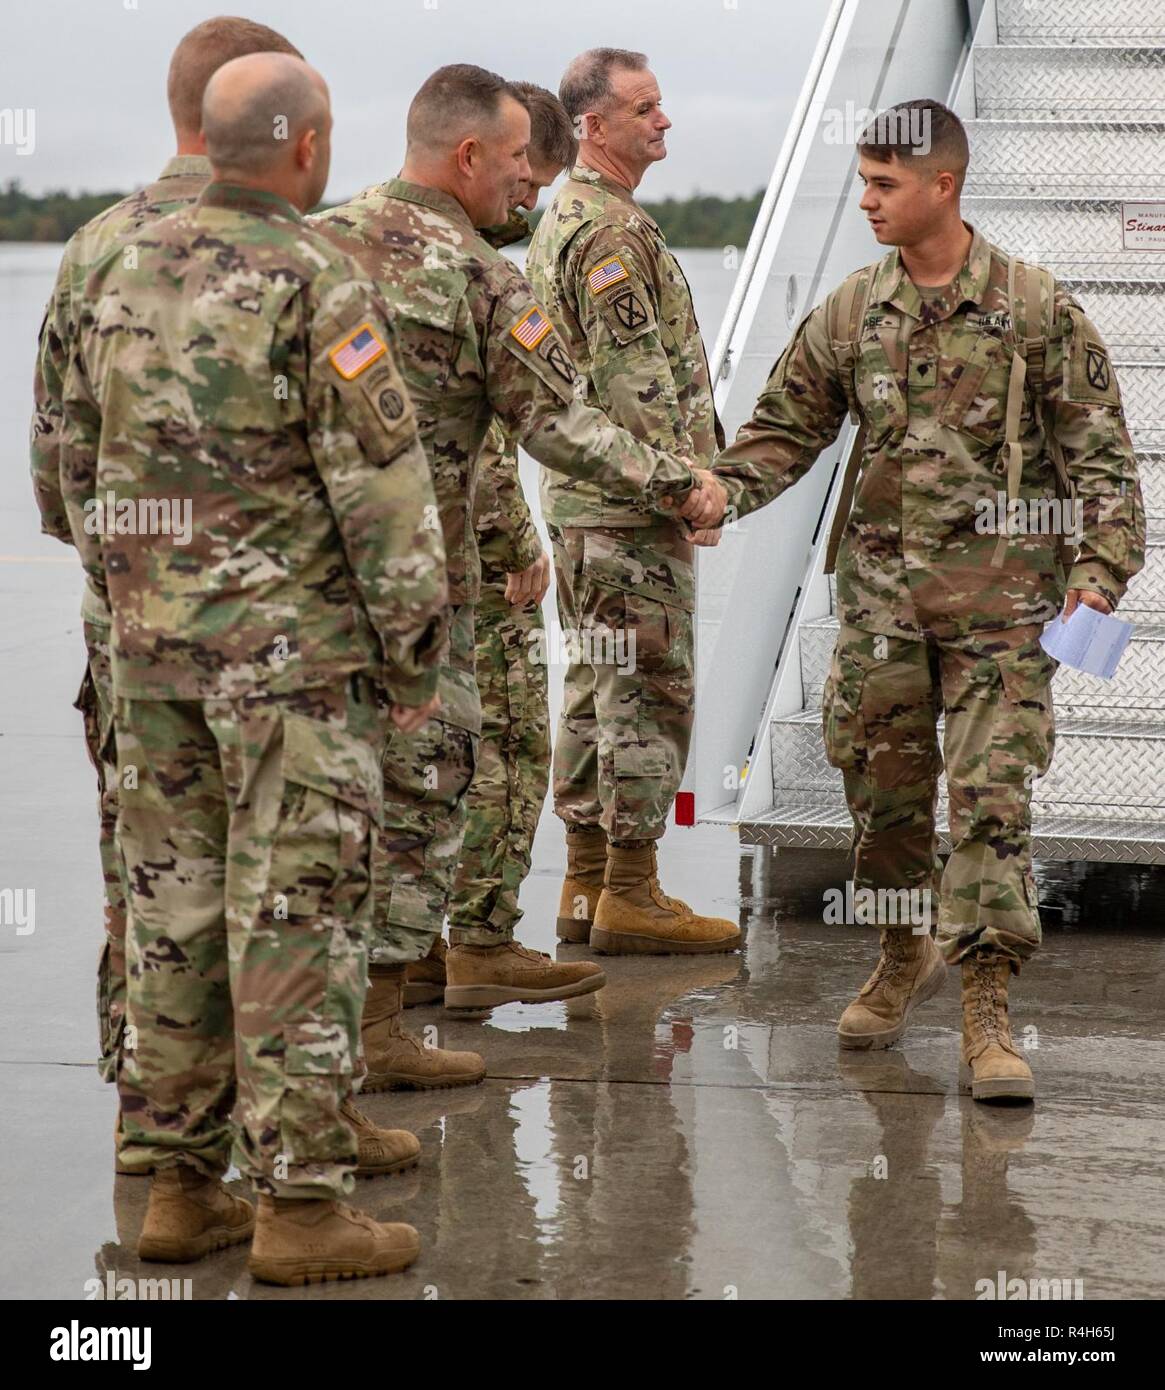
[340,1099,370,1128]
[511,943,551,965]
[971,955,1006,1042]
[868,932,912,989]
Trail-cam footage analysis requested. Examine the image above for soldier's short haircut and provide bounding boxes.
[202,53,326,176]
[857,99,969,191]
[167,16,302,136]
[559,48,648,121]
[511,81,577,170]
[406,64,520,156]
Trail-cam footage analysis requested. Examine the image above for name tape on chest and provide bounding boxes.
[511,306,553,351]
[966,310,1012,335]
[587,256,629,296]
[329,323,388,380]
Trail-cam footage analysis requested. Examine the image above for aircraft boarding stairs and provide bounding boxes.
[698,0,1165,865]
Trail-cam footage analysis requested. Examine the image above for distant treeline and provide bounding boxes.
[0,179,766,249]
[527,189,765,248]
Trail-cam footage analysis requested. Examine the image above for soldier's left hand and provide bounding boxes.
[687,527,722,547]
[505,552,551,607]
[391,692,442,733]
[1062,588,1113,620]
[679,469,727,527]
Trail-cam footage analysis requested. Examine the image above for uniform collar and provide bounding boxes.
[383,178,476,233]
[570,162,663,238]
[571,161,637,205]
[870,222,991,322]
[196,182,302,221]
[158,154,213,181]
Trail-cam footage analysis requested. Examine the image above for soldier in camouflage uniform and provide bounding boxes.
[63,54,446,1282]
[710,101,1144,1102]
[405,84,588,1011]
[526,49,740,957]
[29,17,300,1156]
[315,66,721,1060]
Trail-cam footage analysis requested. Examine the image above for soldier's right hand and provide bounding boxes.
[505,552,551,606]
[679,469,727,527]
[390,693,442,733]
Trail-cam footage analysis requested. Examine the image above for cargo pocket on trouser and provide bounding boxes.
[375,718,477,961]
[943,635,1054,966]
[75,663,126,1082]
[581,533,695,841]
[821,645,868,773]
[257,710,381,1195]
[824,633,942,896]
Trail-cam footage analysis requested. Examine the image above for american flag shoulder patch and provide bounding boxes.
[328,323,388,380]
[510,306,553,351]
[587,256,629,295]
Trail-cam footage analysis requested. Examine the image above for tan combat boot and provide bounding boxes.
[444,940,605,1009]
[557,826,608,942]
[959,952,1035,1103]
[404,936,446,1007]
[137,1164,255,1263]
[837,928,947,1049]
[361,965,485,1091]
[248,1195,420,1286]
[341,1098,421,1176]
[590,841,742,955]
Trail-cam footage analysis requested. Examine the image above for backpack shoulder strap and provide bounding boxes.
[823,264,876,574]
[999,255,1076,572]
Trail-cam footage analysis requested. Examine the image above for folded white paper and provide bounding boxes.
[1039,604,1133,679]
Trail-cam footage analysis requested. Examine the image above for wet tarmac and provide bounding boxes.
[4,552,1165,1301]
[3,251,1165,1303]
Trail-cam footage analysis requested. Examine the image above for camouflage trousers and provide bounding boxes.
[372,603,479,965]
[449,596,550,944]
[822,621,1057,967]
[548,522,695,843]
[73,616,127,1084]
[114,677,384,1198]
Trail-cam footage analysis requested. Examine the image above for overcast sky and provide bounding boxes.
[1,0,832,202]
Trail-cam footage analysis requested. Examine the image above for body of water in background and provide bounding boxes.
[0,242,738,561]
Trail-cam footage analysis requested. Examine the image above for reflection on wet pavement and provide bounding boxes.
[6,822,1165,1300]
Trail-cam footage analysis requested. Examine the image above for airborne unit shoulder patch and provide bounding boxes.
[587,256,629,295]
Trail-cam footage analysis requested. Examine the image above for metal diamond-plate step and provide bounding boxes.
[770,710,1165,821]
[1061,283,1165,361]
[975,47,1165,122]
[964,197,1165,278]
[1104,364,1165,449]
[997,0,1165,48]
[1114,541,1165,619]
[739,792,1165,865]
[966,122,1165,198]
[798,616,1165,719]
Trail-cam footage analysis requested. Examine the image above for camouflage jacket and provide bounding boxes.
[474,215,543,611]
[31,154,212,627]
[714,226,1145,639]
[526,162,724,528]
[64,182,448,703]
[313,178,696,608]
[473,420,543,614]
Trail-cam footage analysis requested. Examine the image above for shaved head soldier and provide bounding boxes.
[63,51,449,1283]
[710,99,1144,1101]
[315,64,721,1076]
[30,14,301,1175]
[525,49,738,958]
